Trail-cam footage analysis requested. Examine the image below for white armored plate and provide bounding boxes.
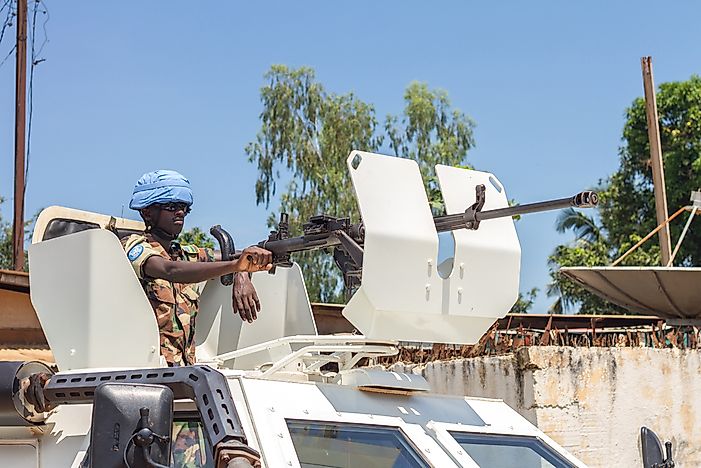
[197,263,317,369]
[343,152,520,344]
[435,165,521,332]
[31,205,145,244]
[343,151,443,342]
[29,229,161,371]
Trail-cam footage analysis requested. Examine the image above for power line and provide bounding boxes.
[0,43,15,68]
[24,0,49,196]
[0,0,15,49]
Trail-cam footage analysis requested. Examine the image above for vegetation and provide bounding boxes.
[511,287,539,314]
[246,65,475,303]
[548,76,701,313]
[0,199,33,271]
[178,227,215,249]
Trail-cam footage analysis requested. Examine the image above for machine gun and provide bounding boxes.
[211,185,598,296]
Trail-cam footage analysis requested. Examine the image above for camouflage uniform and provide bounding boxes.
[123,233,215,367]
[172,421,209,468]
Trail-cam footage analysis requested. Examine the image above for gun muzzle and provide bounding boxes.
[572,191,598,208]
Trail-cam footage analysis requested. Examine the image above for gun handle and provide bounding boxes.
[209,225,235,286]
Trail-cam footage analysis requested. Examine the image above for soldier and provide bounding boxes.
[23,170,270,467]
[125,169,272,468]
[123,169,273,367]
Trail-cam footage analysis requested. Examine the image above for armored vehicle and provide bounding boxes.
[0,151,592,467]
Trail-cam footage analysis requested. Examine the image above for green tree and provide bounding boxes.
[178,226,215,249]
[246,65,475,302]
[548,75,701,313]
[510,287,539,314]
[0,219,12,270]
[0,199,34,271]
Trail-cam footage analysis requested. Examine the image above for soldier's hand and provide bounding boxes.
[233,273,260,323]
[235,246,273,273]
[22,372,52,413]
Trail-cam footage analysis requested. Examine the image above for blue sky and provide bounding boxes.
[1,1,700,311]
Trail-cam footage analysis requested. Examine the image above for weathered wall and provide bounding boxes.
[389,347,700,468]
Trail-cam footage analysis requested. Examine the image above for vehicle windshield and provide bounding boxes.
[449,432,575,468]
[287,420,428,468]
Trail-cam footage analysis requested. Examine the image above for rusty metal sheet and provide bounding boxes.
[560,266,701,319]
[0,269,29,293]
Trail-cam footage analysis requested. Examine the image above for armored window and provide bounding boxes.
[449,432,575,468]
[172,415,214,468]
[287,420,428,468]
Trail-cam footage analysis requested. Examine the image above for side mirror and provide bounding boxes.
[641,426,675,468]
[0,361,53,426]
[89,383,173,468]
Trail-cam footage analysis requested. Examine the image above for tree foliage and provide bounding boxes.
[548,75,701,313]
[0,199,33,271]
[510,287,539,314]
[246,65,475,303]
[178,226,215,249]
[0,214,13,270]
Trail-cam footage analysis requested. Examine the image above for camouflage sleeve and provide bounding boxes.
[198,247,215,263]
[123,235,161,279]
[181,244,214,263]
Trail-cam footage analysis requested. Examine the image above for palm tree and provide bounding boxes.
[554,207,603,243]
[546,208,606,314]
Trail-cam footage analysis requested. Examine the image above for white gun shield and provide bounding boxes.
[435,164,521,338]
[29,230,161,370]
[196,263,317,369]
[343,152,521,344]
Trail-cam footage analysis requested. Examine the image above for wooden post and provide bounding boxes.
[641,56,672,266]
[13,0,27,271]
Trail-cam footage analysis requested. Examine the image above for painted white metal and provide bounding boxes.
[427,423,481,468]
[29,229,161,371]
[8,158,589,467]
[196,263,317,369]
[0,441,38,468]
[435,165,521,343]
[429,420,586,468]
[31,205,144,244]
[0,372,588,467]
[343,151,444,342]
[334,369,431,392]
[239,378,460,468]
[343,152,520,344]
[429,398,587,468]
[213,335,397,379]
[26,404,93,468]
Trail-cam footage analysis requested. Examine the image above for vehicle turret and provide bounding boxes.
[0,151,591,467]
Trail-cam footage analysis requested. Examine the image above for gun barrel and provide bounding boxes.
[258,233,342,256]
[477,190,598,221]
[434,190,598,232]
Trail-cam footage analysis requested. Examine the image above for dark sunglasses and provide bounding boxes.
[158,203,192,215]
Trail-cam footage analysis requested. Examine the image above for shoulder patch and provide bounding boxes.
[127,244,145,261]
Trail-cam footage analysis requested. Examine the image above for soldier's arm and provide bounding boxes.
[191,246,262,323]
[143,246,272,283]
[233,272,260,323]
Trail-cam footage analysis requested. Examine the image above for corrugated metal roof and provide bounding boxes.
[0,347,54,364]
[0,268,29,293]
[561,266,701,320]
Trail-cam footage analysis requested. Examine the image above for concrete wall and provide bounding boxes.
[389,347,700,468]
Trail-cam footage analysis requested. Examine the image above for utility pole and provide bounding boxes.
[641,56,672,266]
[13,0,27,271]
